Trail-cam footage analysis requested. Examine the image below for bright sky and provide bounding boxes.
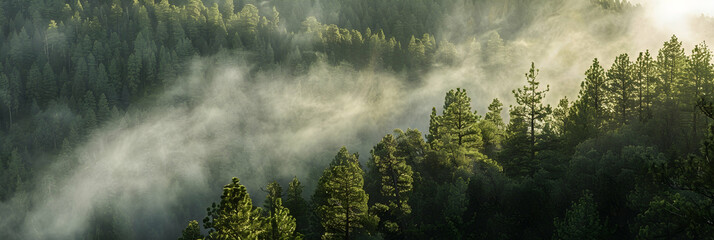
[630,0,714,29]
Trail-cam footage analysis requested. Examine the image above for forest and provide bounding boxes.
[0,0,713,239]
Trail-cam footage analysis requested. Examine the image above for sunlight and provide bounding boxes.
[634,0,714,33]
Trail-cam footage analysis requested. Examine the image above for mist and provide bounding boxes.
[2,0,714,239]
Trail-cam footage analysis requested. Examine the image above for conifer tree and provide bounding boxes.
[284,177,309,237]
[656,35,688,150]
[317,147,371,240]
[607,53,634,126]
[510,62,550,169]
[685,42,713,141]
[583,58,608,135]
[263,181,298,240]
[264,198,298,240]
[553,192,609,240]
[369,134,413,235]
[178,220,202,240]
[203,177,265,239]
[657,35,687,103]
[633,51,657,122]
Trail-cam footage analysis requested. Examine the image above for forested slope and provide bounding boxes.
[1,0,713,239]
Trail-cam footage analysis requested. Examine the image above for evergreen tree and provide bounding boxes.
[264,198,298,240]
[127,53,142,95]
[657,35,687,103]
[583,58,609,135]
[442,88,482,151]
[633,50,657,122]
[178,220,202,240]
[656,35,688,151]
[317,147,371,240]
[482,98,505,158]
[284,177,309,237]
[96,94,111,123]
[429,88,483,155]
[41,62,57,106]
[553,192,609,240]
[203,177,264,239]
[684,42,713,142]
[606,53,634,126]
[26,62,42,104]
[369,134,413,236]
[505,62,550,176]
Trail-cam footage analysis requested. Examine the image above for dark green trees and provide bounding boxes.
[203,177,264,239]
[426,88,491,178]
[198,177,298,240]
[265,198,298,240]
[317,147,371,239]
[582,58,608,136]
[639,119,714,238]
[441,88,482,151]
[606,53,634,126]
[284,177,309,238]
[263,181,298,240]
[503,62,550,177]
[632,50,657,122]
[368,134,414,235]
[481,98,505,159]
[684,42,713,141]
[657,35,688,102]
[178,220,202,240]
[553,192,609,240]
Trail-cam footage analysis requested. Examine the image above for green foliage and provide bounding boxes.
[553,191,610,240]
[317,147,373,239]
[481,99,505,159]
[368,133,414,235]
[264,198,299,240]
[606,53,634,126]
[203,177,265,239]
[284,177,309,237]
[178,220,203,240]
[632,50,657,122]
[638,124,714,238]
[503,62,551,177]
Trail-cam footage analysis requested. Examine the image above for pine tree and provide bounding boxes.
[427,107,441,147]
[657,35,687,103]
[633,51,657,122]
[263,181,298,240]
[26,62,42,104]
[553,192,609,240]
[127,53,142,95]
[264,198,298,240]
[317,147,371,240]
[685,42,713,142]
[96,94,111,123]
[284,177,309,237]
[606,53,634,126]
[584,58,608,135]
[41,62,57,106]
[441,88,482,152]
[656,35,688,150]
[482,98,505,158]
[264,181,284,213]
[178,220,202,240]
[510,62,550,172]
[203,177,264,239]
[369,134,413,235]
[485,98,505,129]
